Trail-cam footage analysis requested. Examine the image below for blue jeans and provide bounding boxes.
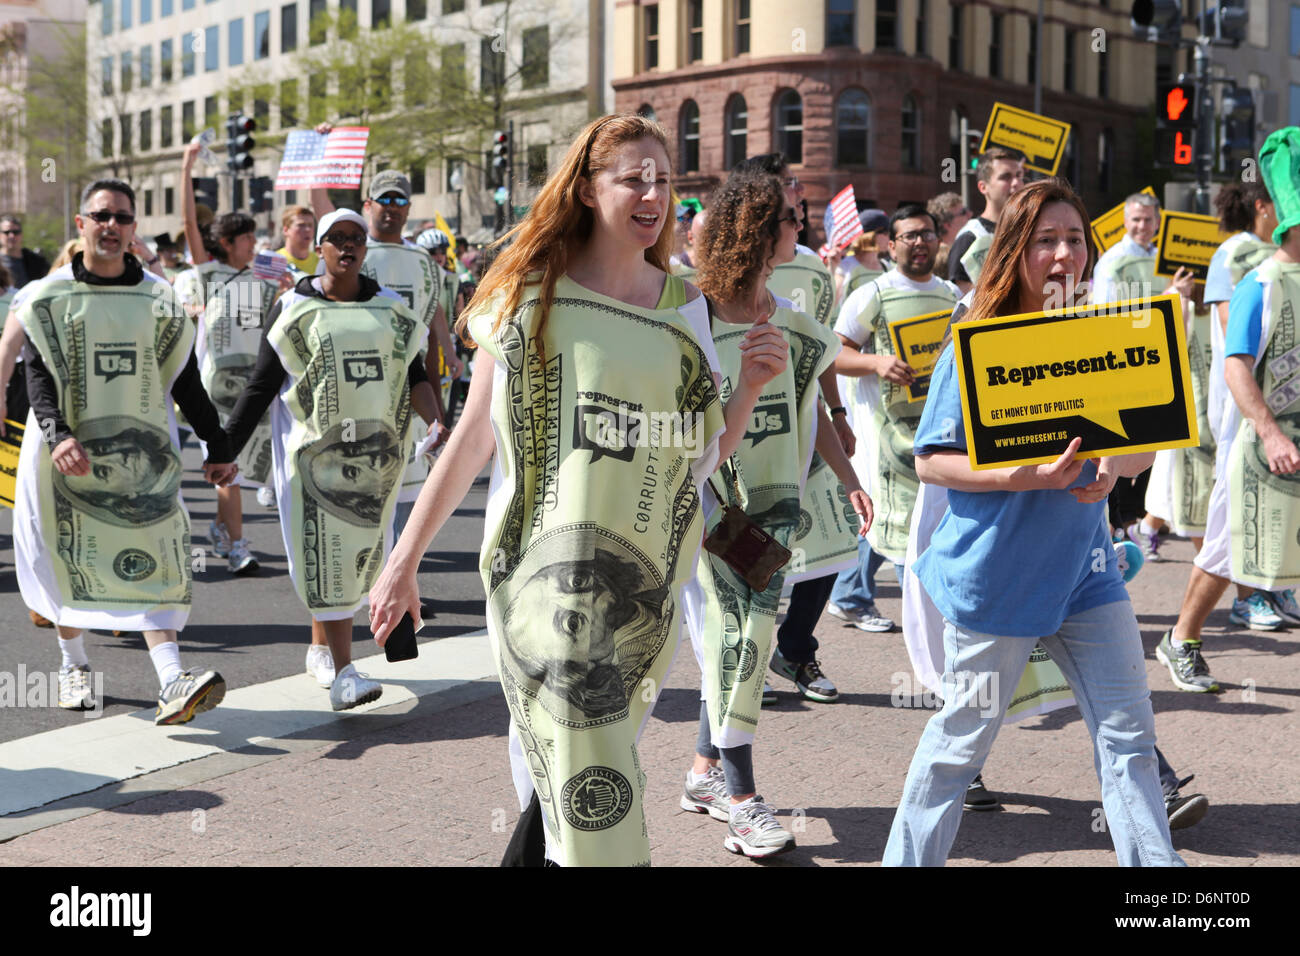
[830,538,887,611]
[884,600,1183,867]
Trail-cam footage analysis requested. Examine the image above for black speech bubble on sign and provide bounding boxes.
[953,296,1196,468]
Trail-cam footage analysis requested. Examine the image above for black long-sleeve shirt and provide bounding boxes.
[224,273,427,457]
[22,252,233,462]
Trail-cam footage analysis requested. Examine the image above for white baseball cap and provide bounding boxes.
[316,208,369,245]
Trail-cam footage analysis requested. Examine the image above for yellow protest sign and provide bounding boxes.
[979,102,1071,176]
[1154,210,1224,283]
[951,295,1198,469]
[887,309,953,402]
[1090,187,1159,254]
[0,418,23,509]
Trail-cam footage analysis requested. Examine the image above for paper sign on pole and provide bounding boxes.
[1090,187,1159,254]
[1154,210,1224,284]
[979,102,1071,176]
[887,309,954,402]
[951,295,1198,469]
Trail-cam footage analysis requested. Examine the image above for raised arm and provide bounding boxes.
[181,143,210,266]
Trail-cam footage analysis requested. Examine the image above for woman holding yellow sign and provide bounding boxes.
[884,179,1182,867]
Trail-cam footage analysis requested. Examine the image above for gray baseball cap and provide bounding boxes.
[368,169,411,200]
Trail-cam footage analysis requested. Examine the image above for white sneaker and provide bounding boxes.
[209,519,232,559]
[256,486,277,508]
[826,601,894,632]
[305,645,336,689]
[724,796,796,858]
[58,664,96,710]
[228,538,259,575]
[329,662,382,711]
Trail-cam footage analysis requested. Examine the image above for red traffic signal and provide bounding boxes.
[1157,83,1196,130]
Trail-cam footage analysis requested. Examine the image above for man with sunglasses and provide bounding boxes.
[12,179,237,724]
[0,214,50,290]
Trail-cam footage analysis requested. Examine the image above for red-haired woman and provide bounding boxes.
[886,179,1183,866]
[366,114,789,866]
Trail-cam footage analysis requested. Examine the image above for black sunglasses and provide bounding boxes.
[322,232,367,248]
[1,228,21,235]
[84,210,136,225]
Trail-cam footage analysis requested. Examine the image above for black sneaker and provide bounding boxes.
[963,773,1001,811]
[1165,773,1209,830]
[770,650,838,702]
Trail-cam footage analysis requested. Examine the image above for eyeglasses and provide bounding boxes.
[372,196,410,207]
[781,176,802,190]
[322,232,367,248]
[893,230,938,245]
[84,210,136,225]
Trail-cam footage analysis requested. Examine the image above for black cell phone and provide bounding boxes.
[384,612,419,662]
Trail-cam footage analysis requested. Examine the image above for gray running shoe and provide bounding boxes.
[228,538,259,575]
[724,797,795,858]
[680,767,730,821]
[1155,631,1220,693]
[826,601,894,632]
[155,669,226,725]
[1263,588,1300,625]
[208,519,232,559]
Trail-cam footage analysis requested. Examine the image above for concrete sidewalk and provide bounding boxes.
[3,538,1297,866]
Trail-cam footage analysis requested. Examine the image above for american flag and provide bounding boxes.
[823,184,863,252]
[252,251,289,281]
[274,127,370,190]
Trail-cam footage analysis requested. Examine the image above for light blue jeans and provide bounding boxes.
[830,537,888,610]
[883,599,1184,867]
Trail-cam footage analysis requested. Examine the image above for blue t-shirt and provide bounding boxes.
[1224,270,1266,360]
[911,348,1130,637]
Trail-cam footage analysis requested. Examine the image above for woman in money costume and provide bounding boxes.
[367,113,792,867]
[678,168,873,859]
[223,208,441,711]
[885,178,1182,866]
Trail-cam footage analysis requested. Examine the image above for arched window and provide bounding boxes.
[835,89,869,166]
[724,94,747,169]
[680,100,700,173]
[637,103,657,122]
[1097,128,1113,195]
[901,94,920,169]
[774,89,802,164]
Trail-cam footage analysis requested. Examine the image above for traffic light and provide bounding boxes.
[225,113,256,173]
[1155,82,1196,169]
[1220,85,1256,173]
[491,130,509,187]
[1130,0,1182,42]
[1198,4,1248,46]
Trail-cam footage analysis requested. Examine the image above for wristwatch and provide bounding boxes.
[829,406,847,417]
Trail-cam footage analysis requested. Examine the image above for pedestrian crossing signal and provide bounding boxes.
[1157,84,1196,130]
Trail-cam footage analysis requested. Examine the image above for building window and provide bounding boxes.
[340,0,358,38]
[280,78,298,127]
[254,11,270,59]
[950,4,963,70]
[901,94,920,169]
[282,4,298,52]
[916,0,927,55]
[989,12,1002,79]
[144,188,153,216]
[161,38,173,81]
[877,0,898,49]
[204,94,219,130]
[162,0,174,14]
[1063,134,1081,187]
[644,5,659,69]
[680,100,700,172]
[309,0,327,45]
[182,32,196,77]
[527,144,547,186]
[143,0,153,24]
[408,0,427,19]
[836,88,870,166]
[1289,83,1300,126]
[1291,6,1300,56]
[686,0,704,61]
[775,88,803,164]
[406,53,432,107]
[308,73,326,123]
[1098,47,1109,99]
[140,45,152,85]
[948,105,966,163]
[735,0,750,55]
[725,93,747,168]
[254,87,271,127]
[160,104,174,147]
[1064,29,1077,92]
[1028,15,1038,87]
[102,56,114,96]
[373,0,391,28]
[102,0,114,36]
[204,25,219,71]
[122,50,133,92]
[1098,128,1113,194]
[827,0,854,47]
[101,119,114,158]
[480,35,505,92]
[140,109,152,152]
[119,114,131,154]
[442,0,464,12]
[183,0,195,8]
[521,26,548,89]
[410,165,426,193]
[182,100,196,140]
[229,18,244,66]
[121,0,132,29]
[440,43,465,91]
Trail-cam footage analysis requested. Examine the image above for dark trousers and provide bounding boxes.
[776,574,837,664]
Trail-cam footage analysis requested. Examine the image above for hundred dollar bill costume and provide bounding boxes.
[224,273,426,618]
[360,239,442,505]
[769,245,834,327]
[947,216,993,288]
[13,253,233,630]
[834,270,959,565]
[685,299,838,751]
[468,274,725,866]
[195,265,278,486]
